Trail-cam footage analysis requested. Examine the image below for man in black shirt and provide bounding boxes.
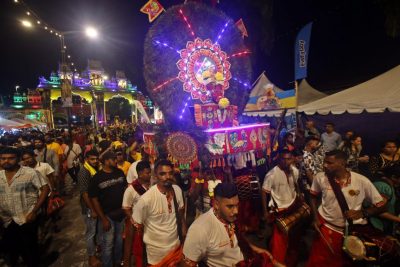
[89,151,127,267]
[77,150,101,267]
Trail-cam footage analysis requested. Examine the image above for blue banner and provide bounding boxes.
[294,22,313,80]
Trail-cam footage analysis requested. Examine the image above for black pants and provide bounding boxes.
[3,220,39,267]
[67,167,78,183]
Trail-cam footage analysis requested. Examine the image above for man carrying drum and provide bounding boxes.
[261,149,306,267]
[307,150,386,267]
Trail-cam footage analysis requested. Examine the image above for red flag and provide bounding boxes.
[140,0,165,23]
[235,19,248,38]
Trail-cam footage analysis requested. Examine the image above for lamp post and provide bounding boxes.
[21,19,99,132]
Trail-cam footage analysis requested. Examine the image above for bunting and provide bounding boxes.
[235,19,248,38]
[140,0,165,22]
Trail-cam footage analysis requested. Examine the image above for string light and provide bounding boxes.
[179,9,195,37]
[21,20,32,27]
[152,77,178,92]
[232,77,251,89]
[227,50,251,59]
[215,21,229,44]
[15,0,78,70]
[179,96,192,119]
[154,40,180,54]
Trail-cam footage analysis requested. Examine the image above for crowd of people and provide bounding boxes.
[0,120,399,267]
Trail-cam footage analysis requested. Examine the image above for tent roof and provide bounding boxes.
[298,65,400,115]
[0,117,25,129]
[297,79,327,106]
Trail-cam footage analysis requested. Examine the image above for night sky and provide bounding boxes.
[0,0,399,98]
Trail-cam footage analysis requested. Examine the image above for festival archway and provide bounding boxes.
[105,95,132,123]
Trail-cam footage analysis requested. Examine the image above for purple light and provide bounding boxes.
[154,40,180,54]
[232,77,251,89]
[215,21,230,44]
[205,123,270,133]
[179,96,192,119]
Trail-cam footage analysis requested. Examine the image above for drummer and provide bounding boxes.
[307,150,386,267]
[261,149,303,267]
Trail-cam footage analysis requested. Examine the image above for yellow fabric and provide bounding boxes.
[132,152,142,162]
[194,178,204,184]
[84,161,97,177]
[118,161,131,176]
[47,142,63,156]
[112,141,123,149]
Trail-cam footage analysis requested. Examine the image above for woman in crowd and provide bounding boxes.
[341,134,369,172]
[369,140,400,177]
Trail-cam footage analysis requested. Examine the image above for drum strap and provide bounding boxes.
[326,176,352,228]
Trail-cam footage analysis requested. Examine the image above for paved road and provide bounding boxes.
[49,183,88,266]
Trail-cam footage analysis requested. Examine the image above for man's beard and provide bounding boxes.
[2,163,18,171]
[162,180,173,188]
[90,164,99,171]
[35,145,44,150]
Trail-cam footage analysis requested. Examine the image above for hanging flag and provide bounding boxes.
[235,19,248,38]
[140,0,165,23]
[294,22,313,80]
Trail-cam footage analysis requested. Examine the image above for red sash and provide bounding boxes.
[131,180,147,267]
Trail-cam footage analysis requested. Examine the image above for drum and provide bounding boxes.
[235,174,260,200]
[275,200,311,235]
[343,235,378,261]
[343,225,400,263]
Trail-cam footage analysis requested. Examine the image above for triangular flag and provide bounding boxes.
[235,19,248,38]
[140,0,165,23]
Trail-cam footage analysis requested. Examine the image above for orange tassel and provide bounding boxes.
[194,104,203,126]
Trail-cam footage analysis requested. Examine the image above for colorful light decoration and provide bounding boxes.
[178,9,195,37]
[205,123,269,133]
[227,50,252,59]
[179,96,192,119]
[214,21,229,44]
[144,3,252,122]
[232,77,251,89]
[153,40,180,54]
[177,38,231,103]
[152,77,179,92]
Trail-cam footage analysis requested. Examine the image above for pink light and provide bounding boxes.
[179,9,195,37]
[227,51,252,59]
[204,123,270,133]
[152,77,178,92]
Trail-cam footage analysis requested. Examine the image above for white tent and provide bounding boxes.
[297,79,327,106]
[298,65,400,115]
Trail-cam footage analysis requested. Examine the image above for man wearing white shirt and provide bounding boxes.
[307,150,386,267]
[132,159,186,266]
[126,160,140,184]
[261,150,303,267]
[122,161,151,267]
[21,150,55,191]
[181,183,279,267]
